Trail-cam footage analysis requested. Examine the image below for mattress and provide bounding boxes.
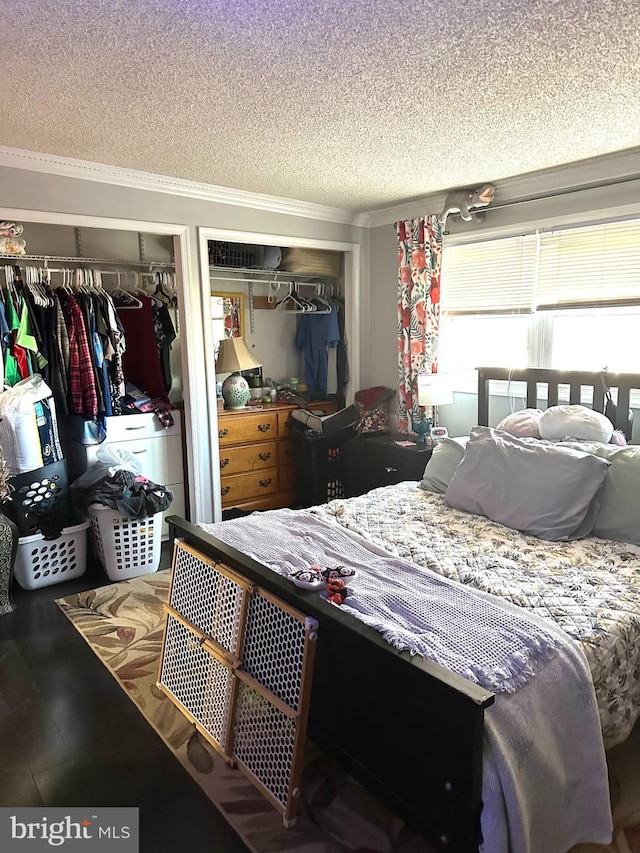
[309,481,640,748]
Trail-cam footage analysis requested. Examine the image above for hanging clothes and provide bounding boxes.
[58,291,99,418]
[49,293,71,415]
[116,294,169,402]
[295,306,340,396]
[153,302,176,393]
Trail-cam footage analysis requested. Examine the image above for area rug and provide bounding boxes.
[56,571,640,853]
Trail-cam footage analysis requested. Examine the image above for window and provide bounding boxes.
[439,217,640,385]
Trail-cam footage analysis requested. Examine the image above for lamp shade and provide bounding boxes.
[216,338,262,410]
[215,337,262,374]
[417,373,454,407]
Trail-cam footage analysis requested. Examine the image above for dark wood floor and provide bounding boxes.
[0,549,249,853]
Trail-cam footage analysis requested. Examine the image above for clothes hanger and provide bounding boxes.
[275,282,307,312]
[106,270,144,309]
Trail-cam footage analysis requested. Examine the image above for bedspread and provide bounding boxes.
[202,509,613,852]
[310,482,640,748]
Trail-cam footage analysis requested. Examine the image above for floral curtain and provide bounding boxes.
[396,215,443,432]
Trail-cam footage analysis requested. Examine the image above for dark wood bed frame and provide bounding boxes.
[167,367,640,853]
[478,366,639,436]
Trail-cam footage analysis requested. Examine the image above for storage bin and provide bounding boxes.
[14,518,90,590]
[88,504,162,581]
[292,427,357,507]
[208,240,264,269]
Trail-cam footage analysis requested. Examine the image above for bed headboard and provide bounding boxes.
[477,367,640,437]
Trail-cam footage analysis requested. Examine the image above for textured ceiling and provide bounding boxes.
[1,0,639,213]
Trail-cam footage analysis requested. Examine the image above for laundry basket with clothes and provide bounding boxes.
[73,445,173,581]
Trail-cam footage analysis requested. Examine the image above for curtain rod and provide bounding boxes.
[483,171,640,215]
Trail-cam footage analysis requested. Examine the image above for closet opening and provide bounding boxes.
[0,209,212,533]
[198,227,361,522]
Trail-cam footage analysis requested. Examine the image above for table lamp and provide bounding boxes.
[414,373,454,441]
[215,337,262,410]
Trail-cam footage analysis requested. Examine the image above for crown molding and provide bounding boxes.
[0,146,370,228]
[366,146,640,229]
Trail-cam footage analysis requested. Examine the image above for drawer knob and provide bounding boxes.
[385,466,398,473]
[125,425,145,431]
[221,486,231,496]
[257,423,272,433]
[259,478,272,488]
[258,452,272,461]
[220,458,230,469]
[219,428,229,438]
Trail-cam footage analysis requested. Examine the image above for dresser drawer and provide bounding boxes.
[362,440,432,491]
[219,441,279,475]
[105,411,182,442]
[109,434,184,485]
[218,412,279,446]
[220,469,279,506]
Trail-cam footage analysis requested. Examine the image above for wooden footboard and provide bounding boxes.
[167,515,495,853]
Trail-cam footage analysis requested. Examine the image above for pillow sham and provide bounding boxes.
[444,426,610,541]
[496,408,543,438]
[539,405,614,443]
[557,440,640,546]
[419,436,468,494]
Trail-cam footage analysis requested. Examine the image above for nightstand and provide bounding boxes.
[343,433,433,496]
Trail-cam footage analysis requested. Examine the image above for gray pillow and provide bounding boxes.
[419,437,468,494]
[557,440,640,546]
[444,426,610,541]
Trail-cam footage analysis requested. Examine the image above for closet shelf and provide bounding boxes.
[0,253,174,269]
[209,265,336,282]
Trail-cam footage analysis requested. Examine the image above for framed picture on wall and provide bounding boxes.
[211,292,244,356]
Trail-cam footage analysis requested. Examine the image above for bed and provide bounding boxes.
[166,367,640,853]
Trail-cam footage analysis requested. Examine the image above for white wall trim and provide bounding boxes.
[0,146,369,227]
[199,227,361,522]
[366,146,640,228]
[0,205,212,525]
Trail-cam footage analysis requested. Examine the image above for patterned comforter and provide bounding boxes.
[309,481,640,748]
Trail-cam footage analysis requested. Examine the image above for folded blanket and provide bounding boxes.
[203,509,559,693]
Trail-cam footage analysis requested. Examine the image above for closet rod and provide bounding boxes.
[0,253,174,269]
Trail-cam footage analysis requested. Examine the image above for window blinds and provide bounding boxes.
[537,218,640,308]
[441,216,640,315]
[440,234,538,314]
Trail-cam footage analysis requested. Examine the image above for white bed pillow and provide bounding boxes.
[496,408,544,438]
[419,437,468,493]
[539,405,614,443]
[444,426,610,541]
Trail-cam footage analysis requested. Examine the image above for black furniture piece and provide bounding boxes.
[362,433,433,491]
[343,432,433,495]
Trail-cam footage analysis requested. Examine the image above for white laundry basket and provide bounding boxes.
[88,504,162,581]
[14,519,91,590]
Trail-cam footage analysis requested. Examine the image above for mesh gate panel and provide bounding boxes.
[233,681,297,808]
[242,594,305,712]
[169,544,245,655]
[159,541,318,826]
[160,614,233,748]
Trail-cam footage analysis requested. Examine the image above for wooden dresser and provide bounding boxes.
[217,404,297,512]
